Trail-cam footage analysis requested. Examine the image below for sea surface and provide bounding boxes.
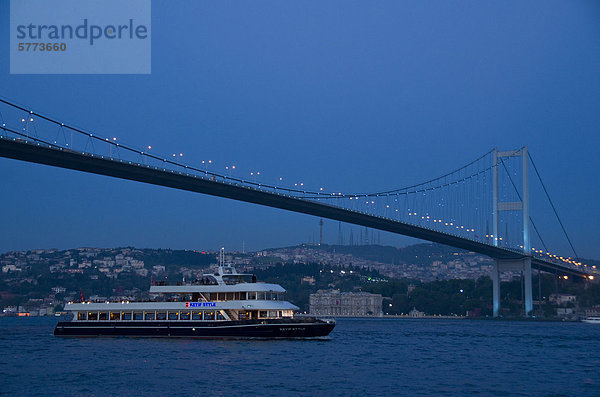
[0,317,598,396]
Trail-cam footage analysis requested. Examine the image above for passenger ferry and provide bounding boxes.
[54,264,335,338]
[582,316,600,324]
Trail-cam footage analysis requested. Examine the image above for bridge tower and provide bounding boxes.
[492,147,533,317]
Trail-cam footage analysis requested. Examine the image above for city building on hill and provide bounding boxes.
[309,289,382,317]
[549,293,577,305]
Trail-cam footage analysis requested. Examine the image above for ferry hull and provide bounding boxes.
[54,318,335,338]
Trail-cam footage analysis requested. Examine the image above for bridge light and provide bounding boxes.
[589,276,595,280]
[563,276,568,280]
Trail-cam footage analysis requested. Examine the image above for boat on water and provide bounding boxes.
[582,316,600,324]
[54,264,335,338]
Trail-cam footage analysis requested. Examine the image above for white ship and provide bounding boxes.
[55,263,335,338]
[581,316,600,324]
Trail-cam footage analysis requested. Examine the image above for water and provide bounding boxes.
[0,317,598,396]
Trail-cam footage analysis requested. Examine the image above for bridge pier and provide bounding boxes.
[492,257,533,317]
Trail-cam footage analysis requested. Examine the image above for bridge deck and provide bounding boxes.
[0,136,588,278]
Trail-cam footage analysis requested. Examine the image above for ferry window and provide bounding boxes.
[259,311,267,318]
[204,311,215,320]
[180,311,190,320]
[121,312,132,320]
[239,292,246,300]
[99,312,108,321]
[144,312,155,320]
[209,293,217,301]
[216,312,225,320]
[77,312,86,320]
[88,312,98,320]
[133,312,143,320]
[269,311,277,317]
[238,312,248,320]
[226,292,234,301]
[168,311,179,320]
[247,292,256,300]
[217,293,224,301]
[257,292,266,300]
[192,311,202,320]
[156,312,166,320]
[265,292,272,300]
[110,312,120,321]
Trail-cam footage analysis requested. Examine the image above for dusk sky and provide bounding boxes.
[1,1,599,258]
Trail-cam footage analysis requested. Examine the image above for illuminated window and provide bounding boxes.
[133,312,143,320]
[204,311,215,320]
[156,312,166,320]
[168,311,179,320]
[191,311,202,320]
[110,312,120,321]
[216,311,225,320]
[180,311,190,320]
[259,311,267,318]
[121,312,132,320]
[77,312,87,320]
[99,312,108,321]
[88,312,98,320]
[144,312,155,320]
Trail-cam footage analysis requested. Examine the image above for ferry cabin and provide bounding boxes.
[66,267,298,322]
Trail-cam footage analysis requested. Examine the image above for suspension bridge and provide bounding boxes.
[0,98,594,317]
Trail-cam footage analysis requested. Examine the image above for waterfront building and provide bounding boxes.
[309,290,382,317]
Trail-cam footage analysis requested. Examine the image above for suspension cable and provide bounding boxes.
[498,157,548,253]
[528,152,579,260]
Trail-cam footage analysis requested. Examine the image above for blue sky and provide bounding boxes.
[1,1,599,258]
